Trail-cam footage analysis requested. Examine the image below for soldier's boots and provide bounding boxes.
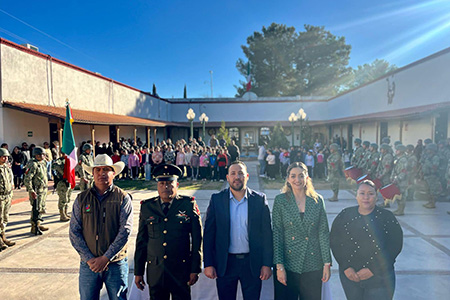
[59,209,70,222]
[393,202,405,216]
[328,192,339,202]
[1,233,16,247]
[31,223,43,236]
[64,205,71,219]
[38,222,49,232]
[0,237,8,251]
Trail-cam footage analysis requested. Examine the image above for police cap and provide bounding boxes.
[153,164,183,182]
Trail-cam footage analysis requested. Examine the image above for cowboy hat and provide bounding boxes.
[82,154,125,176]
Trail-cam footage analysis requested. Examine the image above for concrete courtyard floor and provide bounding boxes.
[0,161,449,299]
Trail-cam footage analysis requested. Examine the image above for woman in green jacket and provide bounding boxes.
[273,162,331,300]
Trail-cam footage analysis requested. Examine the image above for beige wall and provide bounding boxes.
[402,118,433,145]
[0,109,49,147]
[360,122,377,142]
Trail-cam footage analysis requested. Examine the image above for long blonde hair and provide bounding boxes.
[281,162,319,202]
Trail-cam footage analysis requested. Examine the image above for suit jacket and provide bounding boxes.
[272,192,331,274]
[203,188,273,278]
[134,195,202,287]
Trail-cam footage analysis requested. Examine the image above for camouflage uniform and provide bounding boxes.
[0,158,14,249]
[76,152,94,191]
[52,157,72,221]
[367,144,380,178]
[405,145,419,201]
[351,144,365,168]
[376,144,394,187]
[390,145,408,215]
[24,147,49,234]
[437,142,450,194]
[327,144,343,201]
[359,148,371,173]
[422,144,441,208]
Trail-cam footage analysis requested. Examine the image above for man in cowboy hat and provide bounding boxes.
[69,154,133,300]
[134,164,202,300]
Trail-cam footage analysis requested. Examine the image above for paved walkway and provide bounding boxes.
[0,161,449,299]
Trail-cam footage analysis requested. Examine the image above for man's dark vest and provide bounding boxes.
[79,186,128,262]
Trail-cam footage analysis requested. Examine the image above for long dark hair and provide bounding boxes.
[281,162,318,202]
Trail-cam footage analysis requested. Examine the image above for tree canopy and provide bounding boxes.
[235,23,396,97]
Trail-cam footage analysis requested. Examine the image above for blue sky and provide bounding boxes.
[1,0,450,98]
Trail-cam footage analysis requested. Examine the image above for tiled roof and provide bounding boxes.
[2,101,174,127]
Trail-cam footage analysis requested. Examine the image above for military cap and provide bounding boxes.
[363,141,370,147]
[425,143,437,152]
[395,144,406,152]
[380,143,391,151]
[406,144,415,152]
[354,138,362,144]
[329,143,339,151]
[370,143,378,150]
[82,143,93,151]
[394,141,402,147]
[381,137,391,144]
[0,148,10,156]
[424,138,432,145]
[153,164,182,182]
[32,146,45,156]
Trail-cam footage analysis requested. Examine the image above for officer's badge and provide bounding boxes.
[176,210,189,221]
[85,204,91,212]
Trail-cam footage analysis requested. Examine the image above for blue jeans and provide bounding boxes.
[144,164,152,180]
[79,258,128,300]
[339,268,395,300]
[258,159,266,175]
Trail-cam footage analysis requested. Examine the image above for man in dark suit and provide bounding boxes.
[134,164,202,300]
[203,160,273,300]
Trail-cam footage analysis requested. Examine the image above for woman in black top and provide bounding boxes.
[330,180,403,300]
[11,146,26,189]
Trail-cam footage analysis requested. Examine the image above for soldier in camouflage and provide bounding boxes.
[52,154,72,222]
[437,140,450,195]
[0,148,16,250]
[390,145,409,216]
[24,146,49,235]
[351,138,365,168]
[358,141,371,173]
[327,143,343,201]
[366,143,380,178]
[422,143,441,209]
[376,144,394,187]
[405,144,419,201]
[76,143,94,191]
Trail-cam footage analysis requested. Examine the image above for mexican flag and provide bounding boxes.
[246,62,252,91]
[61,102,77,189]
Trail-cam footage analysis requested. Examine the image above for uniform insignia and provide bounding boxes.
[85,204,91,212]
[176,210,189,221]
[148,216,155,221]
[25,168,30,175]
[194,203,200,216]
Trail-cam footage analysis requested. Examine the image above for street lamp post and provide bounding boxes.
[199,113,209,142]
[186,108,196,140]
[297,108,307,148]
[288,112,298,146]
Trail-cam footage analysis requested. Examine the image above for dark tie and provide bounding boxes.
[162,202,170,215]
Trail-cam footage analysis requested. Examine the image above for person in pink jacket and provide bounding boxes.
[128,149,140,180]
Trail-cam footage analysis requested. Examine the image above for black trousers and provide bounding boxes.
[149,270,191,300]
[216,254,262,300]
[279,269,322,300]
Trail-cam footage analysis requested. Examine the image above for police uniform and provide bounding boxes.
[52,156,72,221]
[23,147,49,235]
[134,164,202,300]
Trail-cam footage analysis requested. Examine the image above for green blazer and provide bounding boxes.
[273,192,331,274]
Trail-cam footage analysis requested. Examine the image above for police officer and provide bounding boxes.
[134,164,202,300]
[351,138,364,167]
[327,143,343,201]
[24,146,49,235]
[0,148,15,250]
[52,154,72,222]
[390,145,408,216]
[76,143,94,191]
[422,144,441,209]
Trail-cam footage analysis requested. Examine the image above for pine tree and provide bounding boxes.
[268,123,290,149]
[218,121,230,146]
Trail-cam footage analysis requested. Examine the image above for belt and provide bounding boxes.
[229,253,249,259]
